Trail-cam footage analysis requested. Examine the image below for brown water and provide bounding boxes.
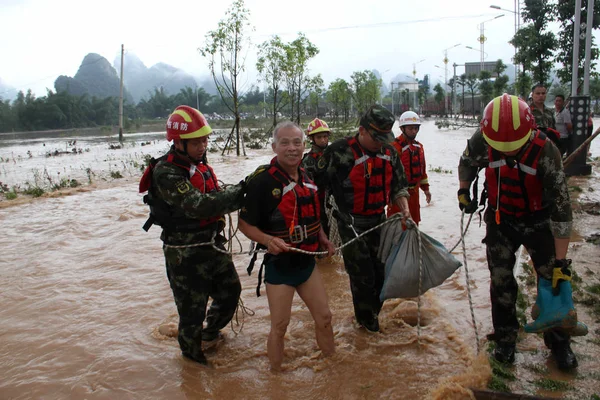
[1,121,598,399]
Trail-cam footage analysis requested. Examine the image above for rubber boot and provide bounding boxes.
[544,331,578,370]
[494,342,516,364]
[524,278,577,333]
[531,303,588,337]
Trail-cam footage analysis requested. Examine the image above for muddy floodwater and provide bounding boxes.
[1,120,599,399]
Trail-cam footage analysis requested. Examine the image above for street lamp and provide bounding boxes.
[491,3,520,80]
[442,43,460,116]
[465,45,488,60]
[412,59,425,111]
[478,15,504,73]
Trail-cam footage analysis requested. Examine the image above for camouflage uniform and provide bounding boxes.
[301,144,329,236]
[459,129,572,346]
[314,115,409,330]
[150,146,244,363]
[531,105,556,131]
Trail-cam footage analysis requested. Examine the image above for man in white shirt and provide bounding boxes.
[554,94,573,156]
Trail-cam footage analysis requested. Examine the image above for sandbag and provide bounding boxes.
[380,223,462,300]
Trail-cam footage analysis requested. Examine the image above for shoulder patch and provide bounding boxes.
[246,164,269,184]
[176,181,191,194]
[271,188,281,199]
[317,156,326,170]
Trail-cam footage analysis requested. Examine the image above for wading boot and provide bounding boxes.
[182,351,208,365]
[552,341,578,371]
[361,317,380,333]
[494,342,516,364]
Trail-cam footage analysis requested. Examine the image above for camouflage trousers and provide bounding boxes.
[337,217,385,327]
[163,234,241,362]
[483,208,568,345]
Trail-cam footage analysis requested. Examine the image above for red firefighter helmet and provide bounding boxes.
[306,118,331,136]
[166,105,212,141]
[481,94,534,152]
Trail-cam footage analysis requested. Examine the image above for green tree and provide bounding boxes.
[199,0,253,156]
[326,78,352,124]
[433,83,445,114]
[464,74,479,119]
[555,0,600,89]
[510,0,557,87]
[351,70,381,116]
[306,75,324,118]
[256,35,288,130]
[479,70,494,108]
[282,33,319,124]
[492,59,510,97]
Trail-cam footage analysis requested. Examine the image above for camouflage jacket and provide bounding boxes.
[458,129,572,238]
[151,147,245,243]
[531,105,556,130]
[313,134,409,214]
[300,144,324,180]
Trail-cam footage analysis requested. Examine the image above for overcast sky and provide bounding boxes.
[0,0,591,99]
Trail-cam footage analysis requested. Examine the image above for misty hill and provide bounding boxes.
[114,53,199,103]
[0,78,16,101]
[54,53,133,103]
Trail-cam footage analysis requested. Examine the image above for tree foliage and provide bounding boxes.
[351,70,381,116]
[326,79,352,124]
[256,35,288,130]
[510,0,557,86]
[199,0,253,156]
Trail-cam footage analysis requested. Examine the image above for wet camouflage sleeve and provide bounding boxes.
[458,129,489,182]
[386,144,410,201]
[301,153,317,180]
[153,161,245,220]
[537,141,572,238]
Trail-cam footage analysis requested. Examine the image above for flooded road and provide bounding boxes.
[1,120,599,399]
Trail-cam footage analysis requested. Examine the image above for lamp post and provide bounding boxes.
[412,59,425,111]
[390,82,396,116]
[491,3,520,80]
[442,44,460,116]
[466,45,488,61]
[477,15,504,74]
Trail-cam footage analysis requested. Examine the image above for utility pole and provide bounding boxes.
[118,44,124,144]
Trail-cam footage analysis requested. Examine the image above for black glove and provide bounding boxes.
[457,188,478,214]
[552,259,572,295]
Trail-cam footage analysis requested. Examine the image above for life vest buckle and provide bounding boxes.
[289,225,308,244]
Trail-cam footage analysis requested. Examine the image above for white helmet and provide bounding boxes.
[398,111,421,127]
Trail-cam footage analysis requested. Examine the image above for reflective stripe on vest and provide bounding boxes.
[343,137,393,215]
[485,131,546,216]
[265,160,320,251]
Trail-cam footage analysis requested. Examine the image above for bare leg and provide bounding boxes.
[297,268,335,356]
[265,283,295,370]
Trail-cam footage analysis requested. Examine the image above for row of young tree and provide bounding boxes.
[1,0,598,138]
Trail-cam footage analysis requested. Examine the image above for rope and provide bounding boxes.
[163,213,405,255]
[448,212,474,253]
[414,220,423,348]
[460,209,481,354]
[229,296,255,335]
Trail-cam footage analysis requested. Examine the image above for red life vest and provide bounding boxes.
[343,137,393,215]
[139,151,221,230]
[392,135,426,187]
[485,131,547,217]
[264,159,321,252]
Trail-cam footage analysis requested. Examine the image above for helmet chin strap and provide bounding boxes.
[176,140,202,164]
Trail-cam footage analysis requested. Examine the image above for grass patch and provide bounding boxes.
[4,190,17,200]
[488,375,511,392]
[110,171,123,179]
[532,377,572,391]
[585,283,600,295]
[523,363,548,375]
[569,185,583,193]
[23,186,45,197]
[429,165,453,174]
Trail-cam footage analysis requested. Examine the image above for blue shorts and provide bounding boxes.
[264,253,316,287]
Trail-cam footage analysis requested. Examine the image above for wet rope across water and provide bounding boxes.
[459,210,481,354]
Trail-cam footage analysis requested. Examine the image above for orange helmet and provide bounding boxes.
[166,105,212,141]
[306,118,331,136]
[481,94,534,152]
